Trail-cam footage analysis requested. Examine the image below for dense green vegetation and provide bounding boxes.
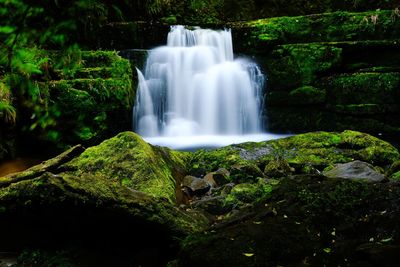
[0,1,137,160]
[1,1,400,266]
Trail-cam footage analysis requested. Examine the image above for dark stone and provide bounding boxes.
[204,168,230,187]
[323,160,385,182]
[213,168,231,186]
[182,176,211,195]
[192,196,230,215]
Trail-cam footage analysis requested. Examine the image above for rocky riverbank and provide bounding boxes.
[1,130,399,266]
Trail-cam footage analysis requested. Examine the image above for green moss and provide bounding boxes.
[190,131,399,178]
[247,10,400,47]
[284,43,342,84]
[330,104,394,115]
[161,15,178,24]
[263,43,342,91]
[189,147,245,176]
[0,136,208,241]
[321,72,400,105]
[64,132,187,202]
[44,76,132,147]
[264,158,293,178]
[225,179,278,207]
[72,67,114,79]
[289,86,326,105]
[81,51,122,68]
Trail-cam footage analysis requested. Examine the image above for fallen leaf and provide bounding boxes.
[323,248,331,253]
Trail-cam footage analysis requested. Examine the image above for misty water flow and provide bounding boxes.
[133,26,286,149]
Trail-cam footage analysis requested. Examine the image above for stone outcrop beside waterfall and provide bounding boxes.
[1,130,400,265]
[231,10,400,136]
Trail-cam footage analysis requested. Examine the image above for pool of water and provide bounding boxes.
[0,158,43,177]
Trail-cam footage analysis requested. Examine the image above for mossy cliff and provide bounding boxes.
[230,10,400,135]
[72,0,397,45]
[1,130,400,266]
[93,10,400,138]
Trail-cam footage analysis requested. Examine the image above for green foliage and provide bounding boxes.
[0,81,16,124]
[0,101,16,125]
[17,249,75,267]
[391,171,400,181]
[0,0,119,129]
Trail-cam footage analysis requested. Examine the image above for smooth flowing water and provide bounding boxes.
[133,26,286,149]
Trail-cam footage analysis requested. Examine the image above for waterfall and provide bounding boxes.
[133,26,283,149]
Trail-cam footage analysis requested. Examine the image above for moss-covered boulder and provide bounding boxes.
[62,132,188,202]
[0,132,207,265]
[190,130,399,177]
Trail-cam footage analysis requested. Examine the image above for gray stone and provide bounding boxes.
[323,160,385,182]
[204,168,230,187]
[182,175,211,195]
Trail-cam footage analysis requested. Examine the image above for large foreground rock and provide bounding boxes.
[0,132,207,265]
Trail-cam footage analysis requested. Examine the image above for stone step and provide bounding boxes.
[232,10,400,52]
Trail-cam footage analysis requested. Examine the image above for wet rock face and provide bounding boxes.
[324,160,385,182]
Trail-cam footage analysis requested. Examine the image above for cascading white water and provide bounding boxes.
[133,26,285,149]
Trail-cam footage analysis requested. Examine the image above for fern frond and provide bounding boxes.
[0,101,17,125]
